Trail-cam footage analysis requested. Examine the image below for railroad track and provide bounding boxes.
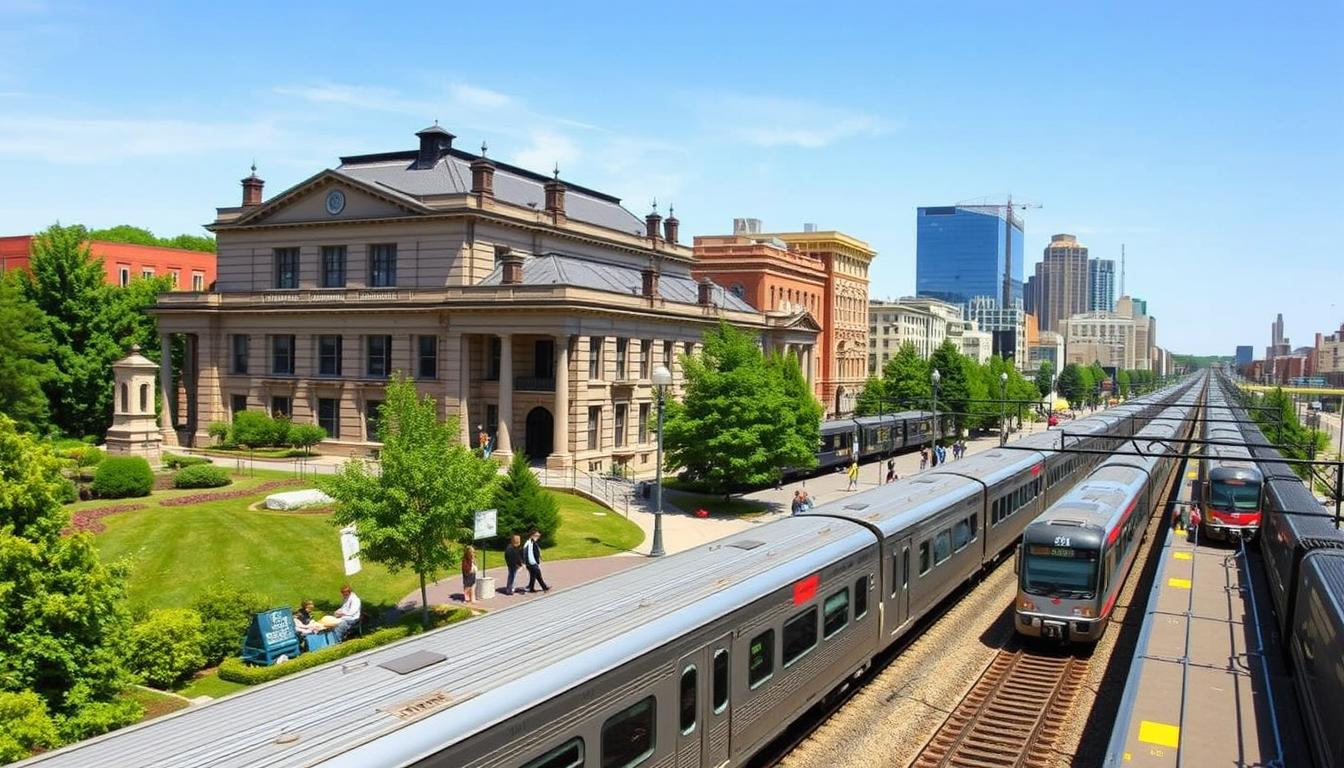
[912,645,1089,768]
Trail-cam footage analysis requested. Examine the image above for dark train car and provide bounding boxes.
[1290,549,1344,768]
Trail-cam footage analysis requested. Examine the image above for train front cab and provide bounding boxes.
[1203,466,1263,542]
[1015,523,1107,641]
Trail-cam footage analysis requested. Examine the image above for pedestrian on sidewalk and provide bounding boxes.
[801,490,816,511]
[936,444,946,465]
[791,491,805,515]
[885,458,896,484]
[920,447,929,471]
[503,534,524,595]
[461,545,477,604]
[523,528,550,593]
[846,461,859,491]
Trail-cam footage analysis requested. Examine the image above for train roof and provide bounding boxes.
[19,516,874,768]
[807,471,980,537]
[931,445,1044,488]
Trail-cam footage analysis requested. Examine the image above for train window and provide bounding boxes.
[919,543,931,575]
[968,514,978,540]
[713,650,729,713]
[891,551,900,597]
[601,696,656,768]
[783,607,818,667]
[748,630,774,689]
[902,547,910,588]
[679,666,697,735]
[522,738,585,768]
[854,576,868,620]
[823,588,849,639]
[933,531,952,565]
[952,519,971,551]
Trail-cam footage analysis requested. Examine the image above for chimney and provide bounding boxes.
[415,123,455,169]
[470,141,495,199]
[697,278,715,307]
[663,205,679,244]
[497,245,525,285]
[645,201,662,240]
[241,163,264,208]
[544,166,566,218]
[641,267,660,298]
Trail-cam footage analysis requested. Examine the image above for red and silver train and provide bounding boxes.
[1197,383,1263,541]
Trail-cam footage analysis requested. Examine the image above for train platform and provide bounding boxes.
[1104,469,1307,767]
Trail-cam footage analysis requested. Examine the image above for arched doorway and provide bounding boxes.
[524,407,554,462]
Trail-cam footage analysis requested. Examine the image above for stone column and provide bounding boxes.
[549,335,570,469]
[803,345,814,389]
[456,333,471,445]
[159,333,178,446]
[496,333,513,456]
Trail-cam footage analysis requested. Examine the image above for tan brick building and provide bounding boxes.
[155,125,818,476]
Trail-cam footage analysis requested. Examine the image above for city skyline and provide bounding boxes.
[1,1,1340,354]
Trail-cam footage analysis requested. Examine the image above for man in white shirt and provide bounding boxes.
[522,528,550,593]
[334,584,362,640]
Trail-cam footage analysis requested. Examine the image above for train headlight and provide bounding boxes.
[1081,606,1095,617]
[1018,597,1036,612]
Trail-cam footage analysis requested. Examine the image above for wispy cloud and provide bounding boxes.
[0,0,47,12]
[510,130,581,174]
[699,94,892,148]
[0,116,280,163]
[448,83,511,110]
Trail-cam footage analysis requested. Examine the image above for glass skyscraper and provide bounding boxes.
[916,206,1024,307]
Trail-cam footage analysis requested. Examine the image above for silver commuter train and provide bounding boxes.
[16,380,1197,768]
[1014,385,1202,641]
[1197,381,1264,541]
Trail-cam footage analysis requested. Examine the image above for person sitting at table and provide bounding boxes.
[293,600,322,635]
[333,584,362,641]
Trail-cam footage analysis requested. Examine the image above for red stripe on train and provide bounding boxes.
[1107,497,1140,544]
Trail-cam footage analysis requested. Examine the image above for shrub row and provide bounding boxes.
[211,412,327,451]
[163,453,211,469]
[173,464,232,489]
[160,479,301,507]
[91,456,154,498]
[217,627,412,685]
[127,609,206,688]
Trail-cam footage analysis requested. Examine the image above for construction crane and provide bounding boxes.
[956,196,1042,309]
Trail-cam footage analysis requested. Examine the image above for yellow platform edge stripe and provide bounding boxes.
[1187,471,1198,478]
[1168,577,1192,589]
[1138,720,1181,748]
[1173,552,1193,560]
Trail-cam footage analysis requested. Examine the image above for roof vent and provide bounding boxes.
[729,540,764,551]
[844,503,870,511]
[379,650,447,675]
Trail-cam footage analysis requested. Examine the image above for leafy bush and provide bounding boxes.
[230,411,271,447]
[0,690,59,764]
[58,477,78,504]
[192,583,270,666]
[207,421,231,445]
[268,416,292,448]
[173,464,232,489]
[493,451,561,546]
[91,456,154,498]
[217,627,412,685]
[163,452,211,469]
[127,609,206,688]
[60,445,104,467]
[288,423,327,454]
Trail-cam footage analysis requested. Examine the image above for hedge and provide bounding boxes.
[173,464,232,489]
[163,453,211,469]
[127,609,206,688]
[91,456,154,498]
[217,626,412,685]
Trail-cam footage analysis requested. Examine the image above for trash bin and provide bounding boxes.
[476,576,495,601]
[641,482,651,500]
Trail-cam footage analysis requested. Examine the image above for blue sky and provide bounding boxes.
[2,0,1340,355]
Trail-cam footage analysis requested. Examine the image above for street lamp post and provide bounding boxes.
[931,368,942,449]
[650,364,672,557]
[999,371,1009,446]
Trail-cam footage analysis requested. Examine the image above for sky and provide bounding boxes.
[1,0,1341,355]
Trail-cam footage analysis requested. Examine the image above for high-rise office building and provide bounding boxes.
[915,206,1024,307]
[1034,233,1090,334]
[1234,346,1254,369]
[1088,258,1116,312]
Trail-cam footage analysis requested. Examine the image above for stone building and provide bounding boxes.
[155,125,817,476]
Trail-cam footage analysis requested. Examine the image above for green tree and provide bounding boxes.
[663,323,817,496]
[0,690,59,763]
[321,375,497,627]
[0,274,54,433]
[493,452,561,546]
[928,340,970,436]
[0,415,141,744]
[855,376,886,417]
[1088,362,1107,405]
[1056,363,1087,408]
[881,341,932,408]
[1034,361,1055,400]
[87,224,215,254]
[768,350,823,470]
[1116,369,1131,397]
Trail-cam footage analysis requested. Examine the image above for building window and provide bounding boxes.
[614,404,627,448]
[318,335,343,376]
[616,338,628,379]
[418,335,438,379]
[142,268,155,279]
[369,244,397,287]
[118,266,129,287]
[729,283,745,298]
[601,697,656,768]
[640,340,651,379]
[271,335,295,375]
[274,248,298,289]
[486,337,501,380]
[170,270,179,287]
[230,394,247,417]
[270,396,291,418]
[321,246,347,288]
[139,383,149,413]
[684,342,694,358]
[318,398,339,438]
[192,272,204,291]
[663,340,673,368]
[534,339,555,379]
[231,334,249,375]
[638,403,650,443]
[588,336,603,379]
[367,335,392,378]
[365,399,383,441]
[587,406,601,450]
[486,404,498,441]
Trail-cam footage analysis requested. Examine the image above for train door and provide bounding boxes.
[677,633,732,768]
[889,536,912,636]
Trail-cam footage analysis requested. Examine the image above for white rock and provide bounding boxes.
[264,489,334,510]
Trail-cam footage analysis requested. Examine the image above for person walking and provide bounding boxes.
[846,461,859,491]
[920,447,929,471]
[461,545,478,604]
[791,491,805,515]
[503,534,524,595]
[522,528,550,593]
[885,458,896,484]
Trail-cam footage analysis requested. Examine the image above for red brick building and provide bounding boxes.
[0,235,217,290]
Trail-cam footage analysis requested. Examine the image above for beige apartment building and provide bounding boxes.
[1063,295,1155,371]
[154,125,818,476]
[868,296,986,373]
[1033,234,1090,334]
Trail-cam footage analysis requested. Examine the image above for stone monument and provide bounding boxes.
[105,345,163,466]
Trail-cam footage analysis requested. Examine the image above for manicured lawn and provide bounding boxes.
[177,671,248,700]
[90,474,643,617]
[193,446,311,459]
[125,686,189,722]
[668,491,770,518]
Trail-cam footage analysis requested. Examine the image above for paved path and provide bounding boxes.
[397,555,645,613]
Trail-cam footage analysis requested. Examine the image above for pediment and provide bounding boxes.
[234,171,428,227]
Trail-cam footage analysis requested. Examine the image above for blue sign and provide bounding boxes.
[241,607,301,666]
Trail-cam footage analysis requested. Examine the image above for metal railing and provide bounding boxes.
[531,466,633,516]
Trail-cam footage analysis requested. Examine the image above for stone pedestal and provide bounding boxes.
[105,345,164,467]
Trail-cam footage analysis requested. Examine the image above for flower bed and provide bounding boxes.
[159,479,303,507]
[65,504,149,535]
